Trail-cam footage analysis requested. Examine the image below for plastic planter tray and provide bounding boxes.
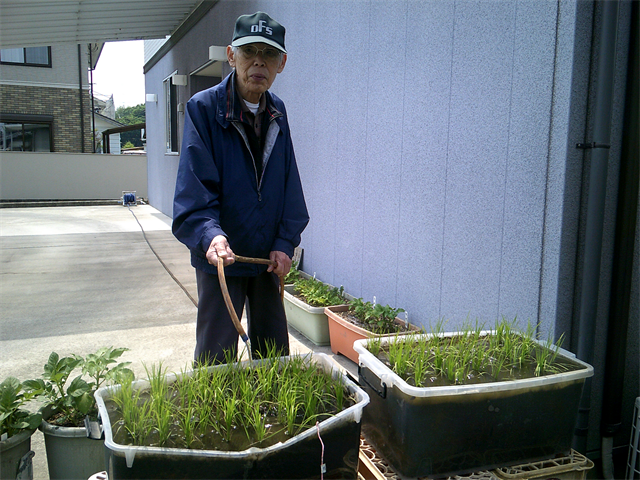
[353,333,594,479]
[284,285,344,346]
[95,353,370,480]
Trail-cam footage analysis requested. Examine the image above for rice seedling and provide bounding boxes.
[106,351,356,451]
[244,400,269,444]
[367,336,382,357]
[332,375,346,411]
[277,378,301,436]
[534,333,565,376]
[375,317,579,387]
[387,336,412,378]
[220,395,239,443]
[110,378,152,445]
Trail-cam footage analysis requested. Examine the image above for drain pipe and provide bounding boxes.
[77,44,86,153]
[601,1,639,478]
[572,0,619,458]
[89,43,96,153]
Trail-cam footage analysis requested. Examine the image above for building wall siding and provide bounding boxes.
[144,0,637,456]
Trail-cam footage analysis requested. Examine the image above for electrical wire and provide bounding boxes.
[127,205,198,307]
[316,421,325,480]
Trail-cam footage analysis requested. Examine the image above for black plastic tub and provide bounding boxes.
[353,334,594,478]
[95,354,369,480]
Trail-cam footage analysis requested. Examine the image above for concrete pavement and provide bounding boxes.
[0,204,354,479]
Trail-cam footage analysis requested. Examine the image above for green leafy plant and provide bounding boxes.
[349,298,405,334]
[292,276,346,308]
[25,347,134,426]
[0,377,42,439]
[283,261,300,284]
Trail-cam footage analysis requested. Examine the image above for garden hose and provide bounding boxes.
[233,255,285,302]
[217,255,286,360]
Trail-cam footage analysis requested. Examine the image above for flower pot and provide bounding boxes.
[284,285,346,346]
[284,272,350,346]
[353,333,594,478]
[324,305,419,364]
[0,428,36,480]
[40,406,106,480]
[95,353,370,479]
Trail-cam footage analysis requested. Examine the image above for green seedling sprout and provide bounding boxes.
[387,337,411,378]
[109,349,356,450]
[378,317,574,387]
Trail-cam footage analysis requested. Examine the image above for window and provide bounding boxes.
[164,78,178,153]
[0,46,51,67]
[0,115,53,151]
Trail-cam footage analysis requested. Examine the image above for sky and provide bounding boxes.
[91,40,146,109]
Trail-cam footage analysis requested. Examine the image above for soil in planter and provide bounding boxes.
[366,324,588,388]
[106,355,356,452]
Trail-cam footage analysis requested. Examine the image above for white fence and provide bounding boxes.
[0,151,147,200]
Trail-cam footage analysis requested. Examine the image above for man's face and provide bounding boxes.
[227,43,287,104]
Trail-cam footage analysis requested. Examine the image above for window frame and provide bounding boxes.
[164,76,178,154]
[0,114,54,152]
[0,46,52,68]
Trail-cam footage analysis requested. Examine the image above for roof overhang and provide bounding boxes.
[0,0,215,49]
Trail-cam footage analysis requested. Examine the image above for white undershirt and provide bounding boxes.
[243,99,259,115]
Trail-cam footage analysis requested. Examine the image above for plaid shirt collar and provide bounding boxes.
[225,71,283,124]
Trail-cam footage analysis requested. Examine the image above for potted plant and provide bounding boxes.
[25,347,133,480]
[0,377,42,480]
[352,319,595,478]
[94,350,370,479]
[283,269,349,346]
[325,298,418,363]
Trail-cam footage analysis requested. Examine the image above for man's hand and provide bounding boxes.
[268,250,291,277]
[206,235,235,266]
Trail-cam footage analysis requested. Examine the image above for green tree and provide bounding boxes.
[115,104,145,148]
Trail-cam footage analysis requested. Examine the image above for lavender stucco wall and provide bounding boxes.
[144,0,638,457]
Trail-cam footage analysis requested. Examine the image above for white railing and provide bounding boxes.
[0,151,147,200]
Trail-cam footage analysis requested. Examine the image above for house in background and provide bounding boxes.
[142,0,638,473]
[91,92,123,154]
[0,43,97,152]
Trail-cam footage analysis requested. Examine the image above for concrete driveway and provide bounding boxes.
[1,204,352,479]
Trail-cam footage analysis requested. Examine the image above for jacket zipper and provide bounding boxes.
[232,122,263,201]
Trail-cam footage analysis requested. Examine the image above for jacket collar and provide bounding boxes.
[219,71,283,126]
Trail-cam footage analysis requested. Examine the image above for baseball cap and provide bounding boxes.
[231,12,287,53]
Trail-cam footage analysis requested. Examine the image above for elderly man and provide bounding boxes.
[172,12,309,364]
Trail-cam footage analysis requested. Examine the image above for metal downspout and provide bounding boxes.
[601,0,639,478]
[572,0,619,456]
[77,44,85,153]
[89,43,96,153]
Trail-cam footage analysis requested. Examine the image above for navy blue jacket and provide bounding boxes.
[172,73,309,276]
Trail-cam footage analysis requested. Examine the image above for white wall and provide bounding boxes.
[0,152,147,200]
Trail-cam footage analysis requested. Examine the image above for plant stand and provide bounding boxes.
[358,436,594,480]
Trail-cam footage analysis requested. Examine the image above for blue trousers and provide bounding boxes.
[194,269,289,364]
